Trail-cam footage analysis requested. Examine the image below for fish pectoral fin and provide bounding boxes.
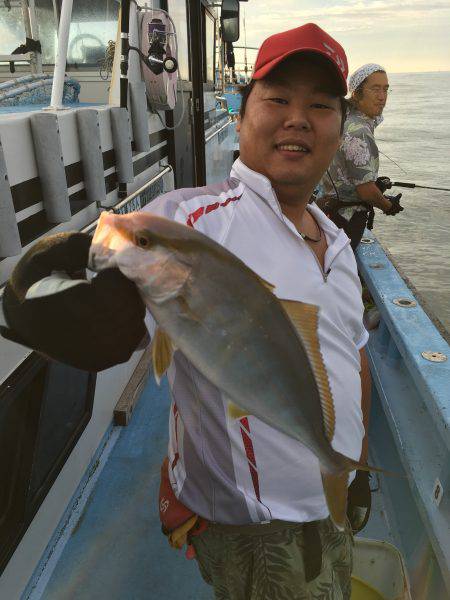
[176,296,202,323]
[280,299,335,444]
[151,327,174,385]
[227,401,249,420]
[320,468,349,532]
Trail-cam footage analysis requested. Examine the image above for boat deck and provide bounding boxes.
[41,378,211,600]
[35,374,397,600]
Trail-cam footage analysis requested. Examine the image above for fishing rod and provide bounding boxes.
[376,177,450,194]
[392,181,450,192]
[378,150,408,175]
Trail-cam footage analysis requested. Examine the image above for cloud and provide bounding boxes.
[234,1,450,73]
[240,0,450,39]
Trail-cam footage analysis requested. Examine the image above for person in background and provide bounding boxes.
[1,24,371,600]
[318,63,403,249]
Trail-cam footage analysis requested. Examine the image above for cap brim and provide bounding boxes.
[252,48,347,95]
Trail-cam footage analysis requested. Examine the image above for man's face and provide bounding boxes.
[356,71,389,119]
[236,57,342,195]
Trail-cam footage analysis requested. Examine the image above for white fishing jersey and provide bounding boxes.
[142,158,368,525]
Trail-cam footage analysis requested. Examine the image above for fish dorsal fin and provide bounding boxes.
[257,275,276,293]
[151,327,174,385]
[280,300,335,443]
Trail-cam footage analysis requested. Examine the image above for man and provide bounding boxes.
[318,63,403,249]
[1,24,370,599]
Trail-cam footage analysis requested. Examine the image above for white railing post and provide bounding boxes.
[49,0,73,109]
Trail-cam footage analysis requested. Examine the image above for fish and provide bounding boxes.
[89,210,370,530]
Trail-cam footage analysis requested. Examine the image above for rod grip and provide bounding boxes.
[393,181,415,188]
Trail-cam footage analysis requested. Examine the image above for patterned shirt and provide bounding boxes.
[320,105,382,221]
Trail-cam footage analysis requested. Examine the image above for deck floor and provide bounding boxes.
[43,377,212,600]
[42,376,395,600]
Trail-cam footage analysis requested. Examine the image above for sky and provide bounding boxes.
[233,0,450,75]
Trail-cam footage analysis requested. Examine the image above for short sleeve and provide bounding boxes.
[140,190,190,224]
[355,327,369,350]
[341,128,379,187]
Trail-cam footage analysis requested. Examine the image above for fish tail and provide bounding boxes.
[320,454,402,531]
[344,456,400,478]
[320,468,348,532]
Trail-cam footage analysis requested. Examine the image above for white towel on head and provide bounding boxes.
[348,63,386,95]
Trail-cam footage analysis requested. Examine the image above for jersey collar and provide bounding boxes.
[230,158,351,265]
[231,158,281,216]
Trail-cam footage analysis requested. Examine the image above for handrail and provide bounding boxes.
[205,117,233,143]
[82,165,172,234]
[0,54,32,63]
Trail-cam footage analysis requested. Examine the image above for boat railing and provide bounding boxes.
[81,164,173,235]
[205,116,234,143]
[0,164,173,303]
[357,231,450,588]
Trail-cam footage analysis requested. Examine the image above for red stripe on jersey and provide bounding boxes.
[239,417,261,502]
[186,194,242,227]
[172,403,180,470]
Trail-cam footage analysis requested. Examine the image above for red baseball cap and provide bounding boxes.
[252,23,348,95]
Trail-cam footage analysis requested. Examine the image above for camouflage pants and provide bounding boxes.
[191,517,353,600]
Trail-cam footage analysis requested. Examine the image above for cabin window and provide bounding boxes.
[35,0,58,65]
[204,9,215,84]
[0,0,56,65]
[0,356,96,575]
[66,0,119,68]
[0,6,26,60]
[167,0,190,81]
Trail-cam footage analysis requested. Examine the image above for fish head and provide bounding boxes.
[89,211,198,304]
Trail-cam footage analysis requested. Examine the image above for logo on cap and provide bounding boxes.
[322,42,346,74]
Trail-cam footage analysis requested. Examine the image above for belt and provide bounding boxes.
[208,519,323,582]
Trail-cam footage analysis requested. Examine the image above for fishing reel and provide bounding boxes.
[375,176,392,194]
[376,177,404,215]
[146,18,178,75]
[130,19,178,75]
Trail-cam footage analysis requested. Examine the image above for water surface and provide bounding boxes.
[373,71,450,336]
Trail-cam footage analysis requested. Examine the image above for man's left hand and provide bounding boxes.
[383,193,404,215]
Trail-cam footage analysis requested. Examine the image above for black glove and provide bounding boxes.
[375,176,392,194]
[383,193,404,216]
[1,232,147,372]
[346,470,372,533]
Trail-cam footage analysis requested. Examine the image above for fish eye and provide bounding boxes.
[135,232,152,248]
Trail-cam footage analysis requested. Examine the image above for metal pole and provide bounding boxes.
[120,0,131,110]
[49,0,73,109]
[52,0,60,29]
[20,0,35,73]
[118,0,131,199]
[28,0,43,73]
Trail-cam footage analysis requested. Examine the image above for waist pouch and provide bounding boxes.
[159,457,208,556]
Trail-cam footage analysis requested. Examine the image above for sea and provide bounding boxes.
[227,73,450,336]
[374,71,450,338]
